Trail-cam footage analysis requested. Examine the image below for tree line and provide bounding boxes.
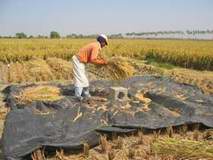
[126,30,213,36]
[0,30,213,39]
[0,31,124,39]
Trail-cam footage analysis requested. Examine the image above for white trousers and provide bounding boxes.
[72,55,89,88]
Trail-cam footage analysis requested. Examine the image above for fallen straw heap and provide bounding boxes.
[151,137,213,159]
[93,57,136,80]
[16,85,63,104]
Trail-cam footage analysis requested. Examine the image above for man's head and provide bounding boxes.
[97,34,108,48]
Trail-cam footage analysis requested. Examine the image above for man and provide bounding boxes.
[72,34,108,101]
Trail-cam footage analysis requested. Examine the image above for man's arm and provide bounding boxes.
[90,48,108,65]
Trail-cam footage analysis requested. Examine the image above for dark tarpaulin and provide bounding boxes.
[2,75,213,159]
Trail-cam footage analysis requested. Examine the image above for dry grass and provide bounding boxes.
[46,57,73,80]
[0,58,73,83]
[83,143,90,157]
[0,85,9,120]
[105,57,135,80]
[166,126,174,138]
[0,105,9,120]
[16,85,63,104]
[166,68,213,94]
[41,130,213,160]
[7,62,28,83]
[91,57,136,80]
[4,59,55,83]
[100,135,111,153]
[151,137,213,159]
[26,59,54,82]
[0,56,212,97]
[31,149,45,160]
[134,91,152,112]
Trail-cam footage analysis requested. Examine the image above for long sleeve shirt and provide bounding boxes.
[76,42,107,65]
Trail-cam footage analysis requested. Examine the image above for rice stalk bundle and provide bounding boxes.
[151,137,213,159]
[17,85,63,104]
[95,57,135,80]
[46,57,73,79]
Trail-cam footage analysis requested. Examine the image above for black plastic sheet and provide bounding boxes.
[2,75,213,159]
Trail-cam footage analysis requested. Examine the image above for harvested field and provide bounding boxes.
[2,75,213,159]
[0,39,212,160]
[31,129,213,160]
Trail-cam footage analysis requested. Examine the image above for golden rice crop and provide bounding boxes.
[0,39,213,70]
[16,85,63,104]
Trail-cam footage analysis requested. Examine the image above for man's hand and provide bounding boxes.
[103,59,108,65]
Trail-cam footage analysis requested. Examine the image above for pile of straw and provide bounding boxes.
[2,58,73,83]
[93,57,135,80]
[16,85,63,104]
[46,57,73,80]
[151,137,213,159]
[26,59,54,82]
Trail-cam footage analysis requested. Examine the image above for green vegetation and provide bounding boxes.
[15,32,27,39]
[50,31,60,39]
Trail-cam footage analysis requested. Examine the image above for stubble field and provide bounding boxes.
[0,38,212,160]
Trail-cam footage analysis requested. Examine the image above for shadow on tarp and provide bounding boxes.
[1,75,213,160]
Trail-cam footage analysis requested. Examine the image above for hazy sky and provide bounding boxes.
[0,0,213,36]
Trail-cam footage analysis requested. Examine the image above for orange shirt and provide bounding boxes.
[77,42,107,64]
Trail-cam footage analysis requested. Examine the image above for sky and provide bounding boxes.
[0,0,213,36]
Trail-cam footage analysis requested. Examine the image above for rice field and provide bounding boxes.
[0,39,213,70]
[0,38,213,159]
[0,38,212,94]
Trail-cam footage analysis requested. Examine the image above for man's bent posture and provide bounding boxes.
[72,34,108,101]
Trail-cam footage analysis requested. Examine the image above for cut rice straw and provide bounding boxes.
[16,85,63,104]
[95,57,135,80]
[151,137,213,159]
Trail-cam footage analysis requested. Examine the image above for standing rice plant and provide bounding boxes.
[0,39,213,71]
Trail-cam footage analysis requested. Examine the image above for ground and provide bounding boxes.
[0,59,212,159]
[46,129,213,160]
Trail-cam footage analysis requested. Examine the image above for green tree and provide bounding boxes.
[50,31,60,38]
[15,32,27,39]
